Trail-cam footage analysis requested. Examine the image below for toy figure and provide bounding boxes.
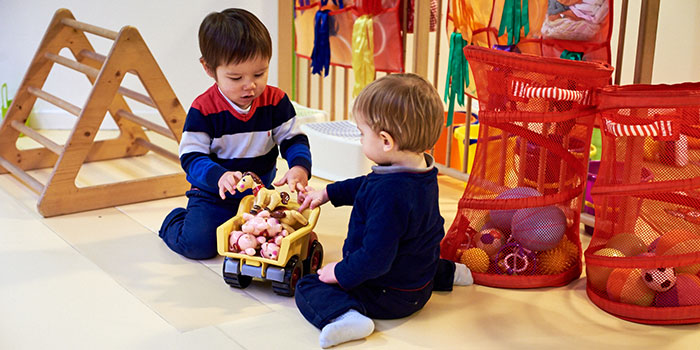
[236,210,290,259]
[236,172,291,214]
[260,241,281,260]
[270,208,309,233]
[229,231,261,256]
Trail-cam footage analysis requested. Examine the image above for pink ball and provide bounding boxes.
[489,187,542,231]
[654,273,700,307]
[511,206,566,251]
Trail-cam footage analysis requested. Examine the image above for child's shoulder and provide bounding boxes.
[190,84,228,116]
[366,174,415,196]
[367,171,437,202]
[256,85,288,108]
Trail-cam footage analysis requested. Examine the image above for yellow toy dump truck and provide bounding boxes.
[216,195,323,296]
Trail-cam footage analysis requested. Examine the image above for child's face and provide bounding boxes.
[355,115,390,165]
[206,56,269,109]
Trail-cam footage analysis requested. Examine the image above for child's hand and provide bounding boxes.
[218,171,243,199]
[297,186,328,212]
[273,165,308,194]
[318,261,338,284]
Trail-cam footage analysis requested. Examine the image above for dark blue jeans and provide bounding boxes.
[295,259,455,329]
[159,188,241,259]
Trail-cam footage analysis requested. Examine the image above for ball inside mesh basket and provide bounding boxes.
[489,187,542,231]
[510,205,566,251]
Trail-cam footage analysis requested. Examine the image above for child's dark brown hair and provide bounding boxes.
[198,8,272,71]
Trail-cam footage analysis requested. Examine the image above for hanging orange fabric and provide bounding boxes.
[448,0,491,48]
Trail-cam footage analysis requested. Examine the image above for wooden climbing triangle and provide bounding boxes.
[0,8,189,217]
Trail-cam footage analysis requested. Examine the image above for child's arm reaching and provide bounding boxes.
[273,165,308,194]
[297,186,329,211]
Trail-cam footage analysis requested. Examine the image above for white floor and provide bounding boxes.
[1,131,698,349]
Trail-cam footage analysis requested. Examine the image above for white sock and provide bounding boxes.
[319,309,374,348]
[453,263,474,286]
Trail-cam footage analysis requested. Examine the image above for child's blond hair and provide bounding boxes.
[353,73,443,153]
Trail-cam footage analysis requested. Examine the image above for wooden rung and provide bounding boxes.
[46,52,156,108]
[133,138,179,163]
[10,120,64,155]
[61,18,118,40]
[46,52,99,76]
[78,49,107,63]
[78,50,137,76]
[117,87,155,108]
[116,109,175,139]
[27,86,81,116]
[0,155,45,193]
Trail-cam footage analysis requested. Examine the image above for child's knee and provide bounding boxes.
[181,237,218,260]
[296,274,320,296]
[181,245,217,260]
[159,208,187,237]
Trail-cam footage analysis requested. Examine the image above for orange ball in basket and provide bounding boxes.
[538,236,578,275]
[587,247,626,293]
[459,247,490,273]
[606,268,656,307]
[511,206,567,251]
[653,273,700,307]
[656,229,700,275]
[605,233,647,257]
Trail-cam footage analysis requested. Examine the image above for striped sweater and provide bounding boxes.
[178,84,311,196]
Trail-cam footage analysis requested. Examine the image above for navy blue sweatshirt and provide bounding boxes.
[327,154,445,290]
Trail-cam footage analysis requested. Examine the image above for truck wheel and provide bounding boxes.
[223,257,252,289]
[303,240,324,275]
[272,256,302,297]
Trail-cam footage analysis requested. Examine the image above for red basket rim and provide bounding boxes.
[472,264,582,289]
[463,46,613,79]
[587,286,700,325]
[598,82,700,110]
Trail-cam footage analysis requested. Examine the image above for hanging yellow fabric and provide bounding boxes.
[351,14,375,97]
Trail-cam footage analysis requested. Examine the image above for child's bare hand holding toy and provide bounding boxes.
[297,186,329,212]
[218,171,243,199]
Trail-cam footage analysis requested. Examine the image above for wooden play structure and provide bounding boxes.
[0,9,189,217]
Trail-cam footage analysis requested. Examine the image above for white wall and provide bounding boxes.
[612,0,700,85]
[0,0,279,129]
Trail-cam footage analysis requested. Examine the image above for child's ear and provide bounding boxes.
[378,131,395,152]
[200,58,216,79]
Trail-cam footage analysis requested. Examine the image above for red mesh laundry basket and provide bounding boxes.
[441,46,612,288]
[585,83,700,324]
